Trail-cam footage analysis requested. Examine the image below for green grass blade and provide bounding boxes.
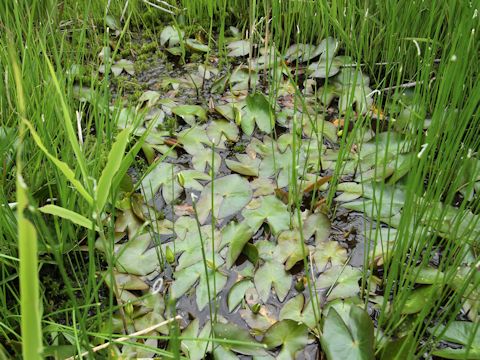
[9,39,43,360]
[96,127,131,212]
[23,120,93,205]
[42,51,91,190]
[39,204,99,231]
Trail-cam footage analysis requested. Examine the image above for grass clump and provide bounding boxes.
[0,0,479,359]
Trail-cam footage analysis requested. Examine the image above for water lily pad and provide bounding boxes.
[229,67,259,92]
[192,150,221,174]
[177,125,211,154]
[316,265,362,300]
[140,162,182,203]
[196,174,253,224]
[275,230,307,270]
[171,254,227,310]
[222,221,255,267]
[115,234,160,275]
[227,40,251,57]
[313,241,348,271]
[226,154,261,176]
[254,241,292,302]
[429,321,480,359]
[263,320,309,360]
[307,56,340,78]
[172,104,207,126]
[213,322,267,356]
[137,90,161,109]
[320,305,375,360]
[227,279,253,312]
[185,38,209,52]
[303,212,331,243]
[242,195,290,235]
[160,25,184,47]
[206,119,239,146]
[110,59,135,76]
[243,93,274,134]
[279,294,319,329]
[181,318,211,360]
[177,169,211,191]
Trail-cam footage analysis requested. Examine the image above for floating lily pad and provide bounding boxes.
[429,321,480,359]
[192,150,221,174]
[172,104,207,125]
[226,154,261,176]
[140,162,182,203]
[213,322,267,356]
[313,241,348,271]
[186,38,210,52]
[227,279,254,312]
[115,234,160,276]
[221,221,255,267]
[279,294,319,329]
[160,25,184,47]
[196,174,253,224]
[254,241,292,302]
[242,195,290,235]
[320,305,375,360]
[263,320,309,360]
[243,93,274,135]
[181,318,211,360]
[171,254,227,310]
[206,119,240,146]
[316,265,362,300]
[227,40,251,57]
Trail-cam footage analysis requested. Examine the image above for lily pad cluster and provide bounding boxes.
[92,27,480,359]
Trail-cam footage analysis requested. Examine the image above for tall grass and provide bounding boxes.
[0,0,478,358]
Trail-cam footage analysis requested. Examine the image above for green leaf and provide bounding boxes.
[39,205,99,231]
[222,222,254,267]
[275,230,306,270]
[242,195,290,235]
[192,150,221,174]
[263,320,309,360]
[111,59,135,76]
[172,105,207,126]
[313,241,348,270]
[171,254,227,310]
[225,154,261,176]
[115,234,160,275]
[307,56,340,78]
[245,93,274,134]
[254,241,292,302]
[96,128,131,212]
[196,174,252,224]
[160,25,184,47]
[213,322,267,356]
[428,322,480,360]
[429,321,480,347]
[316,265,362,300]
[227,279,253,312]
[181,318,211,360]
[140,162,182,203]
[206,119,240,146]
[279,294,319,329]
[401,286,437,314]
[186,38,209,52]
[320,306,375,360]
[177,125,211,154]
[24,121,93,205]
[432,347,480,360]
[227,40,251,57]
